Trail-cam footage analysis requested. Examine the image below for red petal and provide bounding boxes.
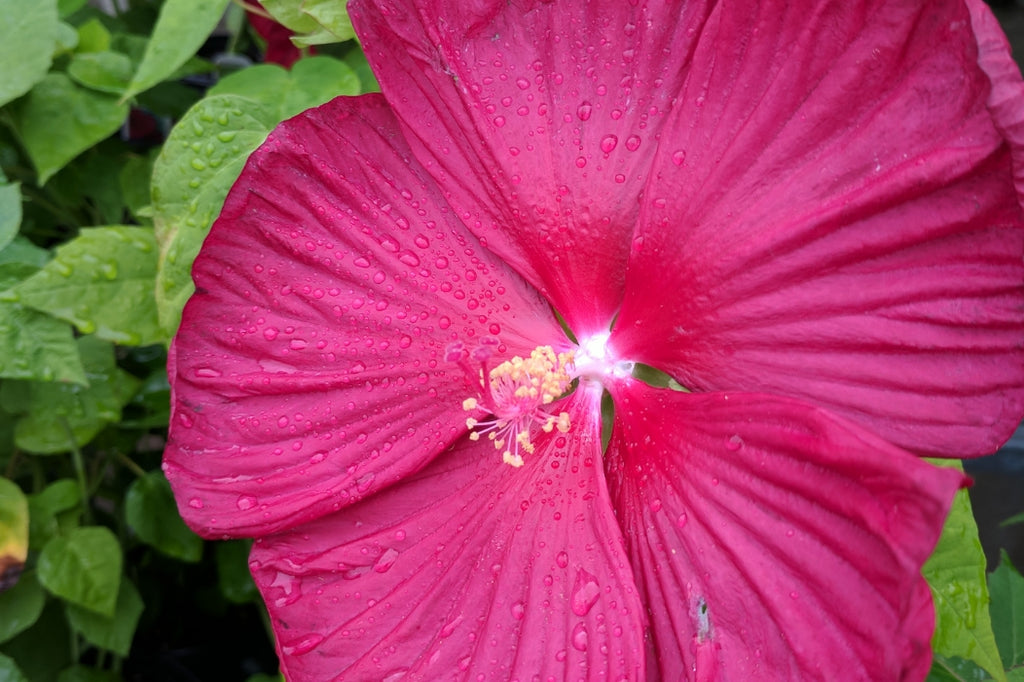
[348,0,712,335]
[969,0,1024,205]
[611,0,1024,456]
[605,381,966,681]
[164,95,563,537]
[249,386,646,680]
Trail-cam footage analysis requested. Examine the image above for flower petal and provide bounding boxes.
[605,380,966,681]
[348,0,711,334]
[164,94,563,538]
[611,0,1024,456]
[249,386,646,680]
[969,0,1024,205]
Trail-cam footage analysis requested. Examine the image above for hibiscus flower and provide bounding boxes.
[163,0,1024,679]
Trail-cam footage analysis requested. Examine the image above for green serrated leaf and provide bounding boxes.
[0,570,45,644]
[0,477,28,589]
[65,578,143,656]
[126,471,201,562]
[5,336,141,454]
[208,55,360,121]
[0,0,59,108]
[11,226,163,346]
[925,460,1006,682]
[0,182,20,253]
[68,51,134,95]
[991,551,1024,669]
[151,94,277,336]
[37,526,122,616]
[12,73,128,185]
[122,0,232,101]
[0,653,29,682]
[27,479,81,548]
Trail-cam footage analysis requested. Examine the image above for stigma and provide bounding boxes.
[452,342,574,467]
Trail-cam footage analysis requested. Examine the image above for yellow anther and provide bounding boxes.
[459,345,575,467]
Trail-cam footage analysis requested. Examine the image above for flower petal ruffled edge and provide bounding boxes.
[969,0,1024,208]
[605,380,966,681]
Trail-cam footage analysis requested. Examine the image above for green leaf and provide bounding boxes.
[119,151,157,224]
[68,51,134,95]
[12,73,128,185]
[57,0,87,17]
[1001,512,1024,527]
[0,570,46,644]
[65,578,143,656]
[5,336,141,454]
[27,479,81,548]
[1,600,71,680]
[296,0,355,43]
[927,655,991,682]
[0,654,29,682]
[208,55,360,121]
[125,471,201,562]
[0,301,86,384]
[37,526,121,616]
[216,540,258,604]
[0,0,59,109]
[151,95,277,335]
[990,552,1024,669]
[11,226,163,346]
[0,477,28,589]
[260,0,320,33]
[122,0,232,101]
[0,182,20,253]
[74,18,110,53]
[925,460,1006,682]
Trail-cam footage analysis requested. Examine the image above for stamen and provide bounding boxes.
[460,345,574,467]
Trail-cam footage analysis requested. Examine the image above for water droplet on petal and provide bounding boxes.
[576,101,593,120]
[671,149,686,166]
[511,601,525,620]
[374,547,400,573]
[556,551,569,568]
[625,135,641,151]
[571,569,600,616]
[282,633,324,656]
[236,495,257,510]
[600,135,618,153]
[726,434,743,451]
[263,327,279,341]
[571,622,588,651]
[188,497,204,509]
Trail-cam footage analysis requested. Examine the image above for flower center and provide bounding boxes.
[450,340,573,467]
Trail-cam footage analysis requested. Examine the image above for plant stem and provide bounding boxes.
[116,451,147,479]
[60,417,93,526]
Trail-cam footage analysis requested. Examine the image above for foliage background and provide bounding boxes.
[0,1,1021,680]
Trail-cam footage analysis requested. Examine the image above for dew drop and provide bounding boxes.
[625,135,641,151]
[374,547,400,573]
[282,633,324,656]
[493,115,506,127]
[194,366,223,378]
[511,601,525,620]
[188,497,204,509]
[600,135,618,153]
[398,335,413,348]
[353,257,371,268]
[263,327,279,341]
[556,551,569,568]
[236,495,258,510]
[571,622,588,651]
[576,101,593,120]
[571,569,600,616]
[671,149,687,166]
[726,434,743,451]
[290,339,308,350]
[399,251,420,267]
[575,156,587,168]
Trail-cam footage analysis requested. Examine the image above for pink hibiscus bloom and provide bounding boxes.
[164,0,1024,679]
